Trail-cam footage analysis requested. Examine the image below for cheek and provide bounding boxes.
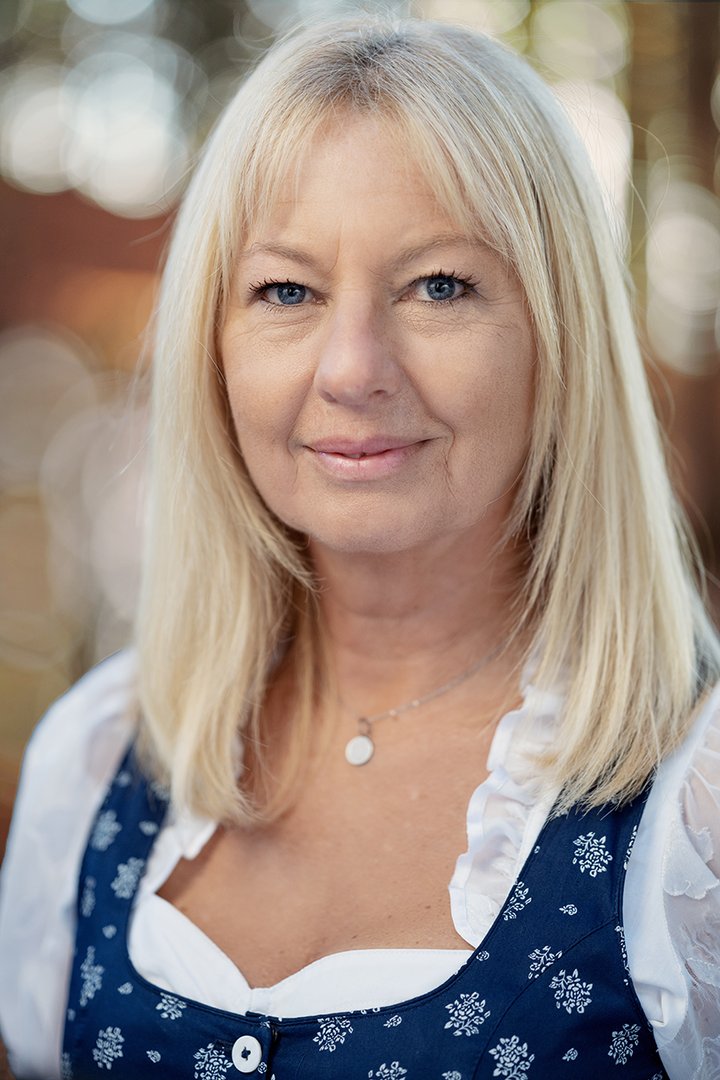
[441,336,535,466]
[224,374,302,521]
[222,336,305,459]
[227,387,296,491]
[486,361,534,444]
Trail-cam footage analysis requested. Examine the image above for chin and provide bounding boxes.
[302,515,449,558]
[308,528,410,556]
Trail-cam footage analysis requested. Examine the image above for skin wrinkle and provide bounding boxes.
[241,233,484,278]
[234,233,505,313]
[220,116,535,581]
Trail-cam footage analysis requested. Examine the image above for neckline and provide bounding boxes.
[119,789,566,1030]
[141,894,479,1002]
[109,675,569,1027]
[143,894,474,997]
[129,676,558,1006]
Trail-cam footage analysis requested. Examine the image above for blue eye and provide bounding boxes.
[419,275,465,302]
[267,283,307,305]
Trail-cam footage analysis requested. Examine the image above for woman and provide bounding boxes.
[1,15,719,1079]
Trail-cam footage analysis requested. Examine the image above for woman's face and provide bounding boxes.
[220,116,536,558]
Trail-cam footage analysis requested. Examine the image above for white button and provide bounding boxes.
[231,1035,263,1073]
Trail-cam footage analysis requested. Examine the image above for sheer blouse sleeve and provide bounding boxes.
[625,684,720,1079]
[0,651,136,1080]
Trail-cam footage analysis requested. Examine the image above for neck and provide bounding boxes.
[309,531,528,718]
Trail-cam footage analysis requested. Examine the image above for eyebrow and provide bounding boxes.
[240,233,483,274]
[241,242,322,271]
[386,233,483,271]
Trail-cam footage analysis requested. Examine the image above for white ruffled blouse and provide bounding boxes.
[1,650,719,1079]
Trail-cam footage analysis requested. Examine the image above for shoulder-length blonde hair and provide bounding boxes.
[136,16,720,823]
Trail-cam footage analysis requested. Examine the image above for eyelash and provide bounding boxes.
[414,268,479,304]
[246,270,480,307]
[247,278,308,306]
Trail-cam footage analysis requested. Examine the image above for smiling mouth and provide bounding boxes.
[327,450,385,459]
[303,439,428,481]
[308,437,426,456]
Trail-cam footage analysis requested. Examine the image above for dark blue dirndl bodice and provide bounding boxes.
[62,743,669,1079]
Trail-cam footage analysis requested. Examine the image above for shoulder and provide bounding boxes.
[624,681,720,1074]
[13,648,139,843]
[7,646,139,863]
[24,647,138,772]
[639,680,720,908]
[0,649,138,1078]
[659,679,720,901]
[654,680,720,873]
[3,646,139,909]
[673,678,720,781]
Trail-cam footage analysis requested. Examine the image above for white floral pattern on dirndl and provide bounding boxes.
[92,1026,124,1070]
[79,945,103,1007]
[572,832,612,877]
[110,857,144,899]
[313,1016,353,1052]
[80,876,96,917]
[549,969,593,1014]
[444,992,491,1035]
[193,1043,232,1079]
[368,1063,407,1079]
[156,993,186,1020]
[488,1035,534,1078]
[503,881,532,920]
[527,946,562,979]
[90,810,122,852]
[607,1023,641,1065]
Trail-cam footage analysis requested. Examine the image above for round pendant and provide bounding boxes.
[345,733,375,766]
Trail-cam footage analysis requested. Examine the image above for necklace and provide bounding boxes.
[343,643,504,766]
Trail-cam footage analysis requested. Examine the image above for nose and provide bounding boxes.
[313,300,402,406]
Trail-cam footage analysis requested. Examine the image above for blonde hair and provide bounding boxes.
[135,16,720,822]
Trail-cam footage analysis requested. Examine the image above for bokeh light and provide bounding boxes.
[67,0,156,25]
[553,79,632,247]
[0,328,97,487]
[64,49,189,218]
[413,0,529,35]
[0,63,72,194]
[646,180,720,373]
[0,24,195,215]
[0,323,146,692]
[531,0,628,81]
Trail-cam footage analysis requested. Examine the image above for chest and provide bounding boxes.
[158,761,477,985]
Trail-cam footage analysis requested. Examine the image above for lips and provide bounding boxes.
[303,435,428,481]
[308,436,423,457]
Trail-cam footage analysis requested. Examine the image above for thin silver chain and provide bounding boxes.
[354,642,505,738]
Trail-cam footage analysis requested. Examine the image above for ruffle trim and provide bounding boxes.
[658,686,720,1077]
[448,680,563,947]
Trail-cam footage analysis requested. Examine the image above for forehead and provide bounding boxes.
[242,110,473,244]
[237,130,487,291]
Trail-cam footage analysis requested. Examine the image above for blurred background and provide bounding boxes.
[1,0,720,852]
